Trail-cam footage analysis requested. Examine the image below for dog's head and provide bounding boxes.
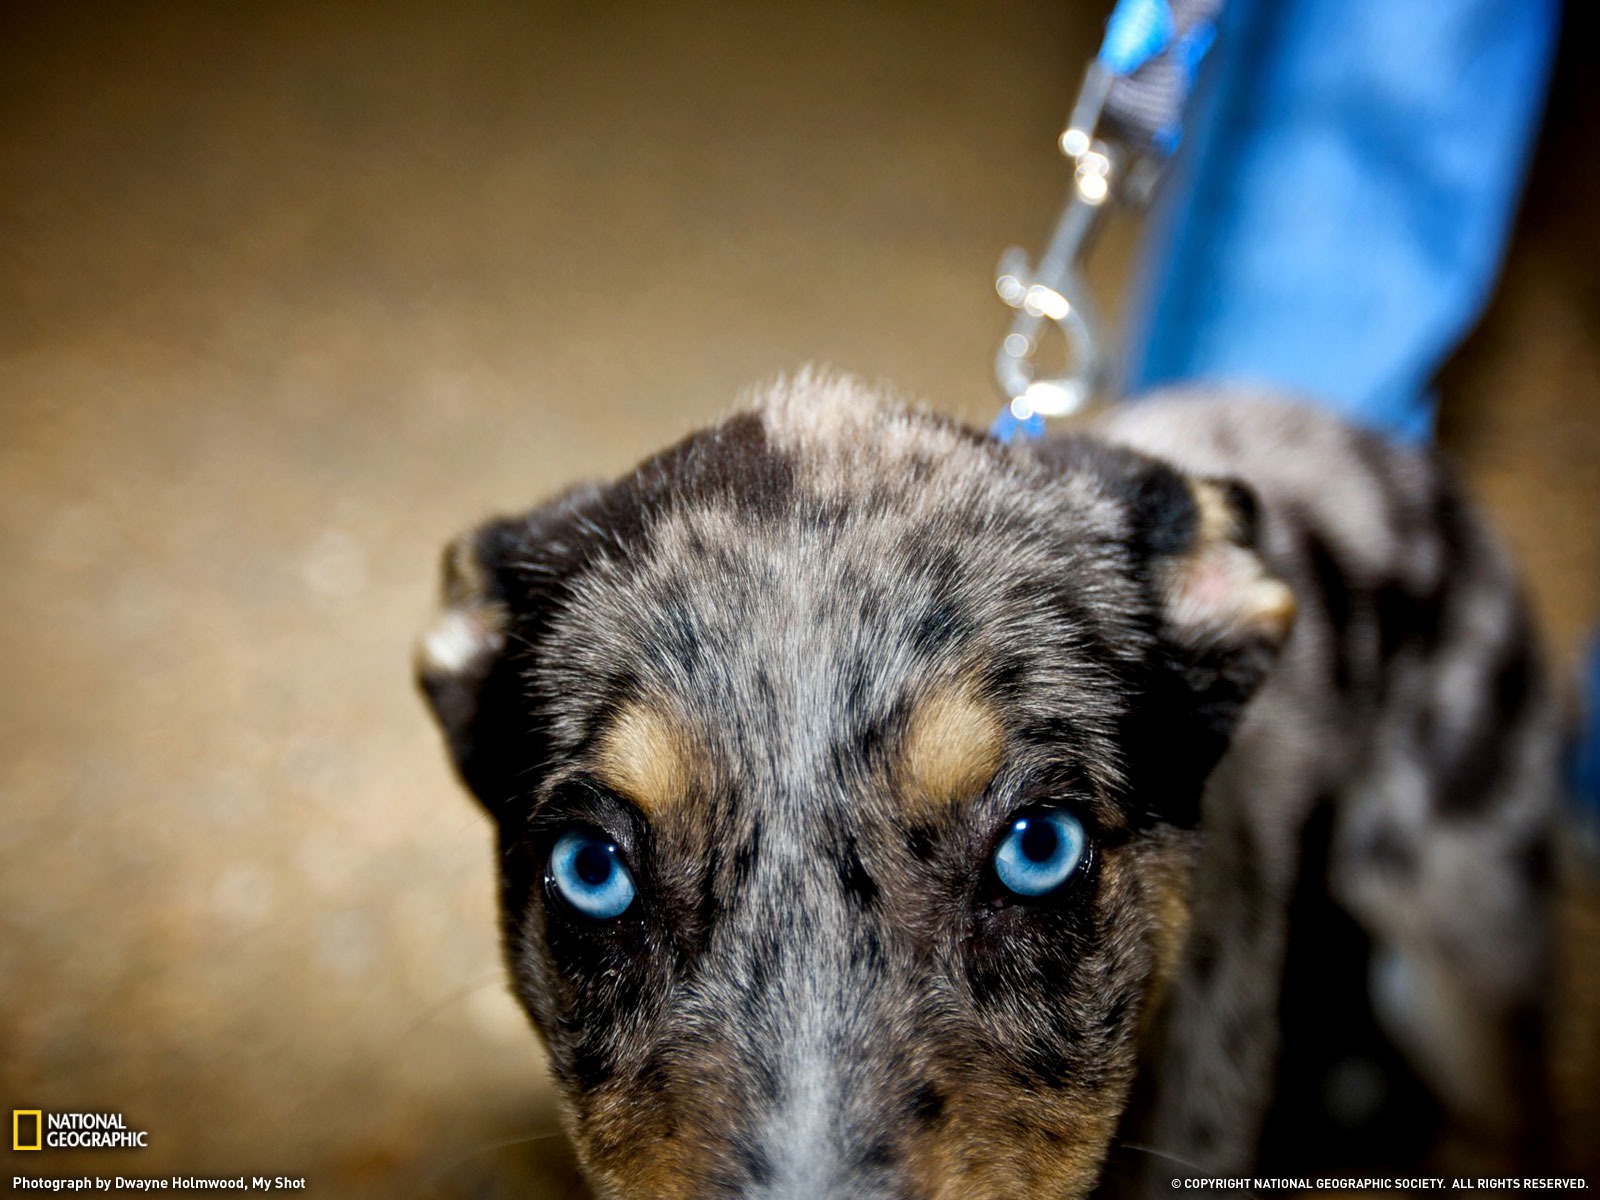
[417,376,1293,1199]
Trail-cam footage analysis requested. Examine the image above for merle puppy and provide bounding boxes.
[417,374,1557,1199]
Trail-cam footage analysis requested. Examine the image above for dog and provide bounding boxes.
[417,372,1558,1198]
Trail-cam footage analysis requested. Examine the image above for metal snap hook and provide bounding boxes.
[993,134,1120,424]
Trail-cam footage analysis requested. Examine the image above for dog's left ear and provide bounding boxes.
[1121,465,1297,823]
[1153,474,1295,656]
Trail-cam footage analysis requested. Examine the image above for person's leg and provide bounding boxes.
[1123,0,1561,443]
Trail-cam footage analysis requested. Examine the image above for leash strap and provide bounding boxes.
[1098,0,1221,156]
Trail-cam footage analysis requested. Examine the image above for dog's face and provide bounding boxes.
[417,379,1293,1199]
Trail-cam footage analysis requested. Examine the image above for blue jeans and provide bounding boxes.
[1123,0,1561,443]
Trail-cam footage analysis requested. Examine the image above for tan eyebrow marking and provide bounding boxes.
[899,679,1005,814]
[593,702,696,817]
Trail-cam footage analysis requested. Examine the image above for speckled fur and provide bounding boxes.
[418,373,1558,1198]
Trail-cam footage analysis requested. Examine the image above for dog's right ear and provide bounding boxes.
[414,483,605,811]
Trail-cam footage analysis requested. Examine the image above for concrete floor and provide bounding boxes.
[1,3,1596,1196]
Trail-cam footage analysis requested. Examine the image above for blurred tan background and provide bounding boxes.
[2,2,1596,1196]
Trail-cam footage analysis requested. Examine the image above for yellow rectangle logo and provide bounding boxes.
[13,1109,42,1151]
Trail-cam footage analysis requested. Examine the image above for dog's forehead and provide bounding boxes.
[560,502,1009,806]
[525,381,1140,820]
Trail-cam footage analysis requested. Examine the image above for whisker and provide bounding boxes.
[410,1128,574,1199]
[1115,1141,1262,1198]
[394,973,509,1042]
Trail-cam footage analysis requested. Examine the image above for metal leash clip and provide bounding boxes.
[992,0,1222,441]
[994,61,1125,436]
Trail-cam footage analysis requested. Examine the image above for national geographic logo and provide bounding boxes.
[12,1110,149,1150]
[13,1110,41,1151]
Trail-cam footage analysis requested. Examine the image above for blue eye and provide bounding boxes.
[993,810,1086,898]
[549,829,637,920]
